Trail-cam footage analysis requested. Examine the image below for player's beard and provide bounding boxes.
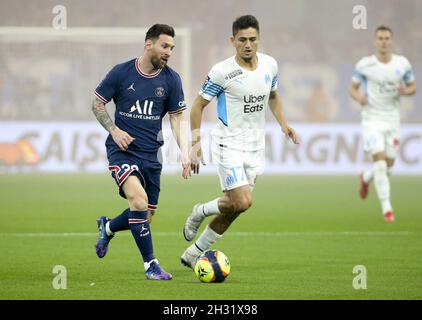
[151,55,166,70]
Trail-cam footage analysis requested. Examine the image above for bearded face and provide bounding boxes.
[146,34,174,70]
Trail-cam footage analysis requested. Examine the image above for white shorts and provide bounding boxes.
[362,122,400,159]
[211,142,265,191]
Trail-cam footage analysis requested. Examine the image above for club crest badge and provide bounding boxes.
[155,87,165,97]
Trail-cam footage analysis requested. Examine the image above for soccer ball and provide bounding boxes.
[194,250,230,283]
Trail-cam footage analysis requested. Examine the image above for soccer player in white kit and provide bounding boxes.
[180,15,299,268]
[349,26,416,222]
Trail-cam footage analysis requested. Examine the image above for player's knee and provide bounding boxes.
[126,193,148,211]
[234,196,252,213]
[372,152,386,162]
[131,198,148,211]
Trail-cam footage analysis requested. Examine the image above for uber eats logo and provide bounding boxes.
[244,95,265,113]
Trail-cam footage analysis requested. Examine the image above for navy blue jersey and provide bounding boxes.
[94,57,186,161]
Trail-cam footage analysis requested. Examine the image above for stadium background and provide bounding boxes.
[0,0,421,174]
[1,0,421,300]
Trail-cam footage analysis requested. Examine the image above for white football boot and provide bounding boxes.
[183,203,205,241]
[180,246,202,269]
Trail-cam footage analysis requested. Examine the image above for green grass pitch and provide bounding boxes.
[0,174,421,299]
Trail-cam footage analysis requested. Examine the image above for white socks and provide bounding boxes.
[188,225,222,254]
[144,258,159,271]
[197,198,221,217]
[362,169,374,184]
[105,221,114,237]
[373,160,392,214]
[185,201,222,257]
[363,165,393,183]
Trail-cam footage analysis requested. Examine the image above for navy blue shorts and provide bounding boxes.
[107,150,162,211]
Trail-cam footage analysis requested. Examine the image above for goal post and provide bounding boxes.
[0,27,192,120]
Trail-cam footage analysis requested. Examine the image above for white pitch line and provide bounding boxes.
[229,231,419,237]
[0,231,418,238]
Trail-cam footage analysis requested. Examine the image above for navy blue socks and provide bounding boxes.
[128,210,154,263]
[109,208,130,233]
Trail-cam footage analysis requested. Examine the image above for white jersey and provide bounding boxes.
[352,54,415,126]
[200,52,278,151]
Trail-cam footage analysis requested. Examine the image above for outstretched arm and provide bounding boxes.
[190,95,211,173]
[170,111,190,179]
[91,97,134,151]
[268,91,299,144]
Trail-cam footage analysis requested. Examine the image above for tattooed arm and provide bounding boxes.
[91,97,134,151]
[91,97,116,132]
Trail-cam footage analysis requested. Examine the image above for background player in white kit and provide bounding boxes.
[180,15,299,268]
[349,25,416,222]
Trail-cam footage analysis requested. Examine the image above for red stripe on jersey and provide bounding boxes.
[168,107,187,115]
[93,91,109,103]
[135,57,162,78]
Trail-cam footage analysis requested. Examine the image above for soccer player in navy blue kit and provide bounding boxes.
[92,24,190,280]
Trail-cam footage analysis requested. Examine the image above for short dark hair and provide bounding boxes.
[232,15,260,36]
[145,24,175,42]
[375,25,393,36]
